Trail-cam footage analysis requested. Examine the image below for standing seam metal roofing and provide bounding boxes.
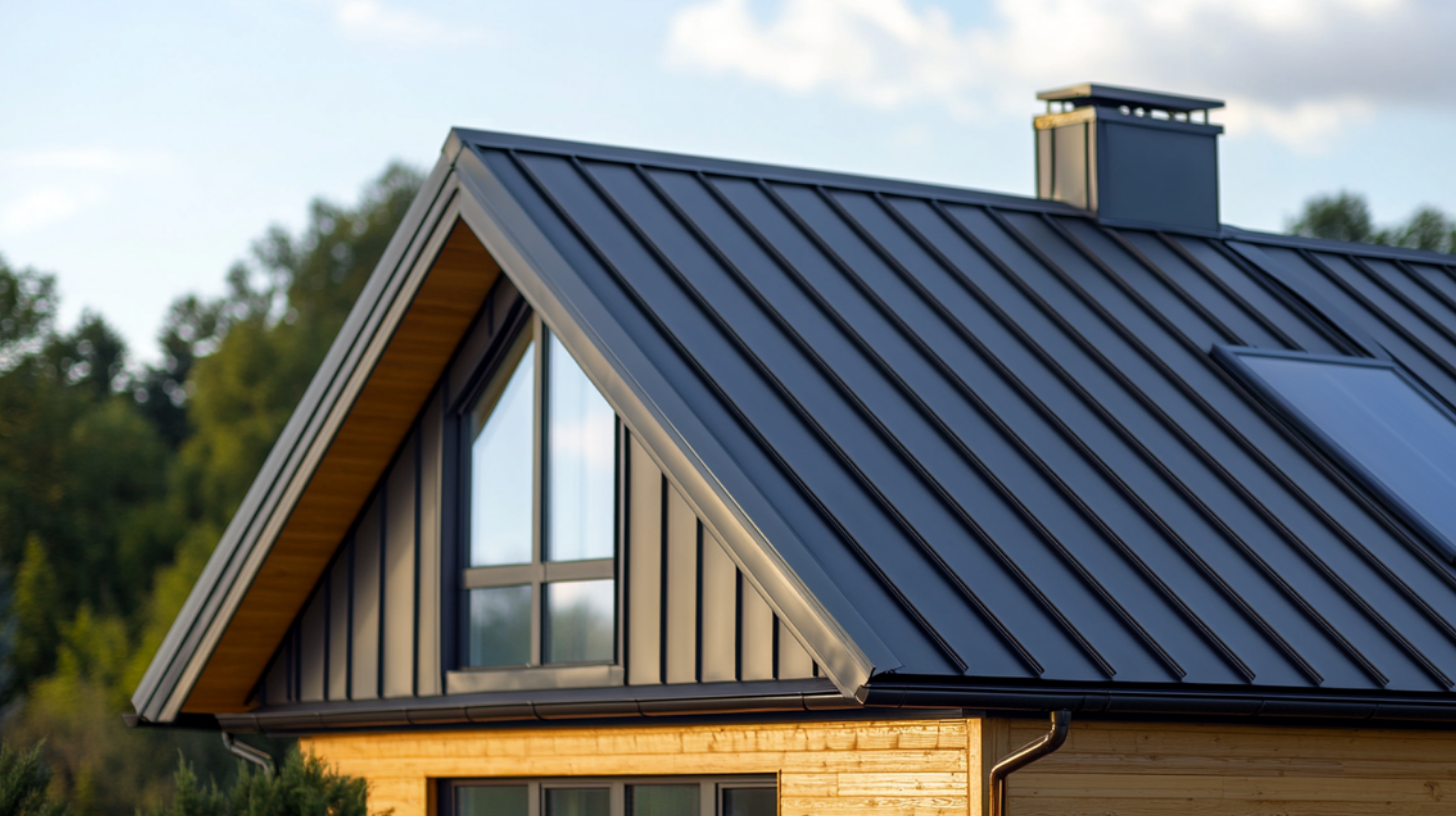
[455,128,1456,699]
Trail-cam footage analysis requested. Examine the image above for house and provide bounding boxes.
[132,83,1456,816]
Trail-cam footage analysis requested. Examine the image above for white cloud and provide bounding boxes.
[0,187,107,237]
[330,0,483,47]
[664,0,1454,148]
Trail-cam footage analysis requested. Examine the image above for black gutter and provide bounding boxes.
[989,710,1070,816]
[201,688,860,734]
[859,681,1456,724]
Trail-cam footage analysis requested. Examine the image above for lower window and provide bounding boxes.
[448,778,775,816]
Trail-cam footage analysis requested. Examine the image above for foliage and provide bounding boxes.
[1288,191,1456,254]
[0,161,422,816]
[0,740,67,816]
[150,749,374,816]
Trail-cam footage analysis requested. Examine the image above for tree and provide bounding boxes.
[1288,191,1456,254]
[0,740,67,816]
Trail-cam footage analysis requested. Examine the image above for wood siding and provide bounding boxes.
[302,717,1456,816]
[1005,719,1456,816]
[303,718,971,816]
[259,301,816,705]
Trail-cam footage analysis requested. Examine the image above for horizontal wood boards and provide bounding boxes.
[303,718,970,816]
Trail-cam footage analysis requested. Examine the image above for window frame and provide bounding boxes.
[447,311,626,694]
[441,776,777,816]
[1213,344,1456,562]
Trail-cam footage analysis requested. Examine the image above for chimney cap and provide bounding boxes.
[1037,83,1225,113]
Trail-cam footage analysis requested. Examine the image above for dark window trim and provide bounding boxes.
[439,775,776,816]
[1213,344,1456,562]
[455,308,624,677]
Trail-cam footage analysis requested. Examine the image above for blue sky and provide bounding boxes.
[3,0,1455,362]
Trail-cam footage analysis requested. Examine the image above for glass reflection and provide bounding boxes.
[546,332,615,562]
[721,788,774,816]
[545,579,615,664]
[629,786,698,816]
[471,341,536,568]
[457,786,528,816]
[545,788,610,816]
[467,585,532,667]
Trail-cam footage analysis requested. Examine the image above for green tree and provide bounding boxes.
[0,740,68,816]
[10,537,62,691]
[1289,191,1456,254]
[149,749,373,816]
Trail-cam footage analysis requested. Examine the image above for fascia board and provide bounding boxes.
[451,145,896,698]
[132,153,463,722]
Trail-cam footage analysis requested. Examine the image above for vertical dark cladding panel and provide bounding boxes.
[739,574,776,681]
[384,433,419,699]
[665,485,699,683]
[627,434,663,685]
[352,497,382,700]
[700,530,738,682]
[777,618,815,679]
[418,392,444,696]
[264,643,290,704]
[298,588,327,702]
[327,545,352,701]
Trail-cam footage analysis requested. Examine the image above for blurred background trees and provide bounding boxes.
[0,162,422,816]
[1287,191,1456,253]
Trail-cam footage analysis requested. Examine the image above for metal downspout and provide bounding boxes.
[988,710,1071,816]
[221,732,275,778]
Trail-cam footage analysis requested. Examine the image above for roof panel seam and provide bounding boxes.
[503,148,963,675]
[1030,213,1450,688]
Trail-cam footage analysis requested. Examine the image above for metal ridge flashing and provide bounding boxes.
[1222,225,1456,264]
[451,128,1087,216]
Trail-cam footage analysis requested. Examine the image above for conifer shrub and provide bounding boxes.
[148,747,380,816]
[0,740,67,816]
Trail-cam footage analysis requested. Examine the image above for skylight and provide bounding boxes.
[1215,346,1456,562]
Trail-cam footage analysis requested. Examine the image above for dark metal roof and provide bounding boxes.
[453,128,1456,706]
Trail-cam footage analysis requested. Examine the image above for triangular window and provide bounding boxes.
[464,315,618,670]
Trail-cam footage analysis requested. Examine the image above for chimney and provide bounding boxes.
[1034,83,1224,234]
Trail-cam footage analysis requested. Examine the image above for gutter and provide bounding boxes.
[858,681,1456,724]
[221,732,275,778]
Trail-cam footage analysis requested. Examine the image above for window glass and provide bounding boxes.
[471,341,536,567]
[545,579,615,664]
[545,789,610,816]
[720,789,774,816]
[1224,348,1456,560]
[458,786,528,816]
[467,585,532,667]
[629,786,698,816]
[546,332,616,562]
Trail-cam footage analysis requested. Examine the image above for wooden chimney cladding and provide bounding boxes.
[258,333,816,708]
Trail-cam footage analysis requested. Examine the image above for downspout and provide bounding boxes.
[221,732,276,778]
[988,710,1070,816]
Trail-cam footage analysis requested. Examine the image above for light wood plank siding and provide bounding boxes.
[305,718,1456,816]
[257,306,818,707]
[1002,719,1456,816]
[303,718,971,816]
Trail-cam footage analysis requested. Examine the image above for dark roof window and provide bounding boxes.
[1215,346,1456,562]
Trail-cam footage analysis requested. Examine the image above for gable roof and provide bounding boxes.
[136,128,1456,726]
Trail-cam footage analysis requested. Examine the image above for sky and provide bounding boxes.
[3,0,1456,363]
